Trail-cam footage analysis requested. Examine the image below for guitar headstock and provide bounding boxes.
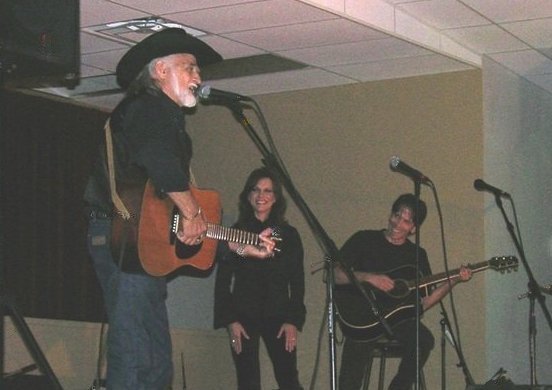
[489,256,518,273]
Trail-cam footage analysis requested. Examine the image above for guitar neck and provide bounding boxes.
[205,223,260,246]
[409,261,491,290]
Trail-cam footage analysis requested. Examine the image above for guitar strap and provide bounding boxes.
[90,118,133,388]
[103,117,133,269]
[104,117,131,220]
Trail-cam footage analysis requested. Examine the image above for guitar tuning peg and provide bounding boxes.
[271,237,283,242]
[273,247,281,252]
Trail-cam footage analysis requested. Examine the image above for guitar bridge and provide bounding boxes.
[170,206,179,244]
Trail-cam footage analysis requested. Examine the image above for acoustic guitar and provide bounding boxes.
[334,256,518,341]
[111,180,278,277]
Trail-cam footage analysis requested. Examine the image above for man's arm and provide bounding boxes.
[169,190,275,257]
[422,265,472,311]
[168,190,207,245]
[334,265,395,292]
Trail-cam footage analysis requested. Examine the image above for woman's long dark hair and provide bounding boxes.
[237,167,287,226]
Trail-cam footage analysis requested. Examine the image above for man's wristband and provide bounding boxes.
[182,207,202,221]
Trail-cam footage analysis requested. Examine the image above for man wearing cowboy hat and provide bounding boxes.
[83,28,273,389]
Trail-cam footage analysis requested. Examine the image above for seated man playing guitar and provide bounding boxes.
[334,193,472,390]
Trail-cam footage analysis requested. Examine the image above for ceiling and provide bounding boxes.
[24,0,552,110]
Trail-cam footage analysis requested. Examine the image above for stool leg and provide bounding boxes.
[419,369,426,390]
[362,358,374,390]
[378,350,387,390]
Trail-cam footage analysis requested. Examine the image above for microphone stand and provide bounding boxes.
[493,193,552,386]
[438,302,474,388]
[226,102,394,389]
[413,179,422,390]
[440,317,447,390]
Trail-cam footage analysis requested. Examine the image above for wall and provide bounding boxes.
[178,69,485,389]
[4,69,485,389]
[483,57,552,385]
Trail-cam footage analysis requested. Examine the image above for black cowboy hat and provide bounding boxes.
[116,28,223,89]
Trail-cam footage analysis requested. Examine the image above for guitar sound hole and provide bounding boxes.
[389,281,409,298]
[175,240,203,259]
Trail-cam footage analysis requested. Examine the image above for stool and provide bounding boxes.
[361,338,426,390]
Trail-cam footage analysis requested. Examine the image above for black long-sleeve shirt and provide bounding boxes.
[214,218,306,331]
[84,91,193,273]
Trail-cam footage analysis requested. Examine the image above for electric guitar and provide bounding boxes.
[334,256,518,341]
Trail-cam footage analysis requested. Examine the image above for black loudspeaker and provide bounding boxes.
[0,0,80,88]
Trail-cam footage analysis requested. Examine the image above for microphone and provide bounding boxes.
[197,84,251,102]
[389,156,431,184]
[473,179,510,198]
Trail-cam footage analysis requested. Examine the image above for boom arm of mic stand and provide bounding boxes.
[228,103,395,338]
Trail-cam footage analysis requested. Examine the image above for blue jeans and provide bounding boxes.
[87,218,173,389]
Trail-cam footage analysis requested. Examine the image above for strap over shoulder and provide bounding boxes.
[104,117,131,220]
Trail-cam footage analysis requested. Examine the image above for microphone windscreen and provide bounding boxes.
[390,156,400,169]
[473,179,485,191]
[197,84,211,100]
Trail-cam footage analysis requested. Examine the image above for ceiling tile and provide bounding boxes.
[329,54,474,81]
[81,49,127,74]
[397,0,490,29]
[395,9,442,49]
[110,0,254,15]
[223,19,388,52]
[461,0,552,23]
[345,0,396,31]
[207,68,356,96]
[501,18,552,49]
[280,37,432,67]
[200,36,266,59]
[487,50,552,76]
[444,25,529,54]
[167,0,336,34]
[80,0,149,27]
[80,32,129,54]
[308,0,346,12]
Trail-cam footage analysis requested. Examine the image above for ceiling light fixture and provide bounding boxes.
[83,17,206,45]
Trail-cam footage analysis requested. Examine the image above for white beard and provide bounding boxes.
[180,93,197,108]
[165,72,198,108]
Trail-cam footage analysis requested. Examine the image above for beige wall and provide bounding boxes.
[6,69,484,389]
[187,69,485,389]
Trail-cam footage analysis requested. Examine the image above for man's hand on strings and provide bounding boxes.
[366,273,395,292]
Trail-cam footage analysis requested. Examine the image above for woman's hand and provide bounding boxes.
[228,322,249,355]
[229,228,277,259]
[277,323,298,352]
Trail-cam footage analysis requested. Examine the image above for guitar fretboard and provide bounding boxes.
[405,256,518,291]
[205,223,260,245]
[408,261,489,290]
